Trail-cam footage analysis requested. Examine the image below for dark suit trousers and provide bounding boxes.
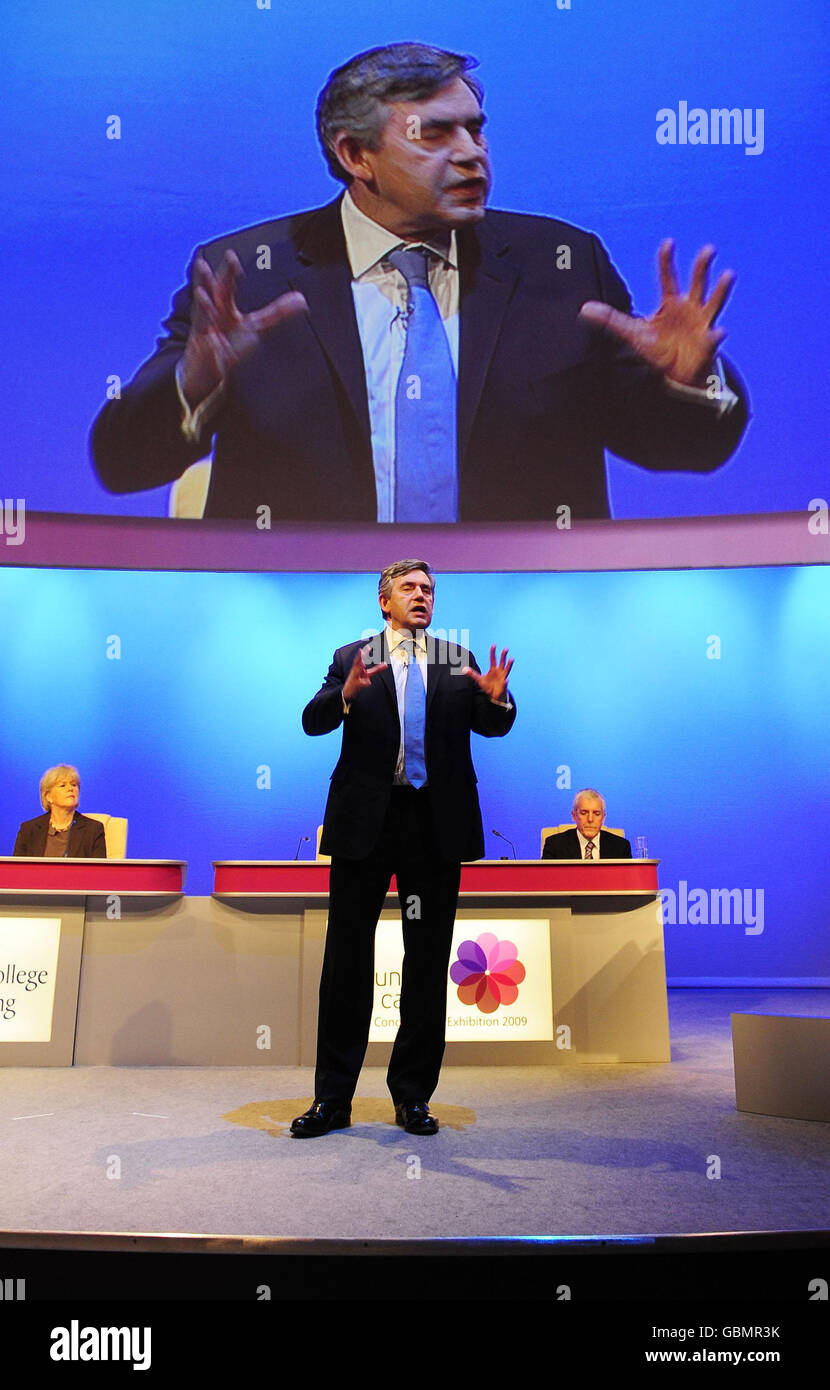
[314,786,461,1106]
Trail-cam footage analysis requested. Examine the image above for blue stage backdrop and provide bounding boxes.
[1,0,828,522]
[1,564,828,983]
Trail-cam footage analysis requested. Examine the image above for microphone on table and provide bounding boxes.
[294,835,311,860]
[491,828,517,860]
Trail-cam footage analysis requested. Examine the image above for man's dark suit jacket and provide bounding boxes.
[542,827,632,859]
[302,633,515,862]
[90,198,749,521]
[13,812,107,858]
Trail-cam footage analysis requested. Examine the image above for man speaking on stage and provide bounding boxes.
[291,559,515,1137]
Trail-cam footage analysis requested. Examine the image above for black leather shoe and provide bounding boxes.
[290,1099,351,1137]
[394,1101,439,1135]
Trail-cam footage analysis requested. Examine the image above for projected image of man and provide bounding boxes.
[90,42,749,522]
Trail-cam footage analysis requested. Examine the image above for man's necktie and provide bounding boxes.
[387,246,457,523]
[402,638,427,788]
[584,840,594,860]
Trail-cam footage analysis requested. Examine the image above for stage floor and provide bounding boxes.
[2,989,828,1241]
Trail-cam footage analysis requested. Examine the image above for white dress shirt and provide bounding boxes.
[341,190,459,522]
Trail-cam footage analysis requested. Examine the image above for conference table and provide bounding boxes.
[0,858,669,1066]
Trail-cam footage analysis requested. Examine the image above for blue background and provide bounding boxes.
[1,0,828,518]
[2,563,828,982]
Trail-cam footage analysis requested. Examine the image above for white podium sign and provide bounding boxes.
[0,918,62,1042]
[370,917,553,1042]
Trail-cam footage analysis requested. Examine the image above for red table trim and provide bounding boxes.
[212,859,659,897]
[0,859,186,895]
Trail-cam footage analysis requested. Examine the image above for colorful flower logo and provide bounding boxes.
[450,932,526,1014]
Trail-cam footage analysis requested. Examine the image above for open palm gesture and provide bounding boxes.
[180,249,307,407]
[580,240,735,388]
[463,646,513,702]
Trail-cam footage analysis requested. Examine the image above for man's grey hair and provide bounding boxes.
[316,42,483,185]
[572,788,606,816]
[40,764,80,811]
[378,558,435,619]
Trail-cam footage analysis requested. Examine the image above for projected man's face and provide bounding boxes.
[340,77,491,238]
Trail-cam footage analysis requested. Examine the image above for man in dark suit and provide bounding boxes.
[291,559,515,1137]
[13,765,107,858]
[542,788,632,860]
[90,43,748,522]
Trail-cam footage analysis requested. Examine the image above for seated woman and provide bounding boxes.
[13,765,107,858]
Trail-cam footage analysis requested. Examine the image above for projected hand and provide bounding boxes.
[342,645,389,702]
[579,240,735,388]
[179,250,308,407]
[462,646,513,702]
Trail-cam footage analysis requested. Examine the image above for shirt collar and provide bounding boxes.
[341,188,457,279]
[385,623,428,657]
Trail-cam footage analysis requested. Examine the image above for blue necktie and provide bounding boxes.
[387,246,458,523]
[403,638,427,788]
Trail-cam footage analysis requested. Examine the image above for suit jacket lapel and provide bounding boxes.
[375,630,399,725]
[425,634,442,715]
[67,814,82,857]
[456,218,518,471]
[288,199,372,445]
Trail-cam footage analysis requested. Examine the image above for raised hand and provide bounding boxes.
[462,646,513,702]
[179,249,308,407]
[342,644,389,702]
[579,240,735,388]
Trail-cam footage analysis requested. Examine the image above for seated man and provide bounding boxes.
[542,789,632,860]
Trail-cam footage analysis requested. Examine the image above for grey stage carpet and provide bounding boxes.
[1,989,828,1239]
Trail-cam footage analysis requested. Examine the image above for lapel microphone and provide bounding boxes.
[63,812,80,859]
